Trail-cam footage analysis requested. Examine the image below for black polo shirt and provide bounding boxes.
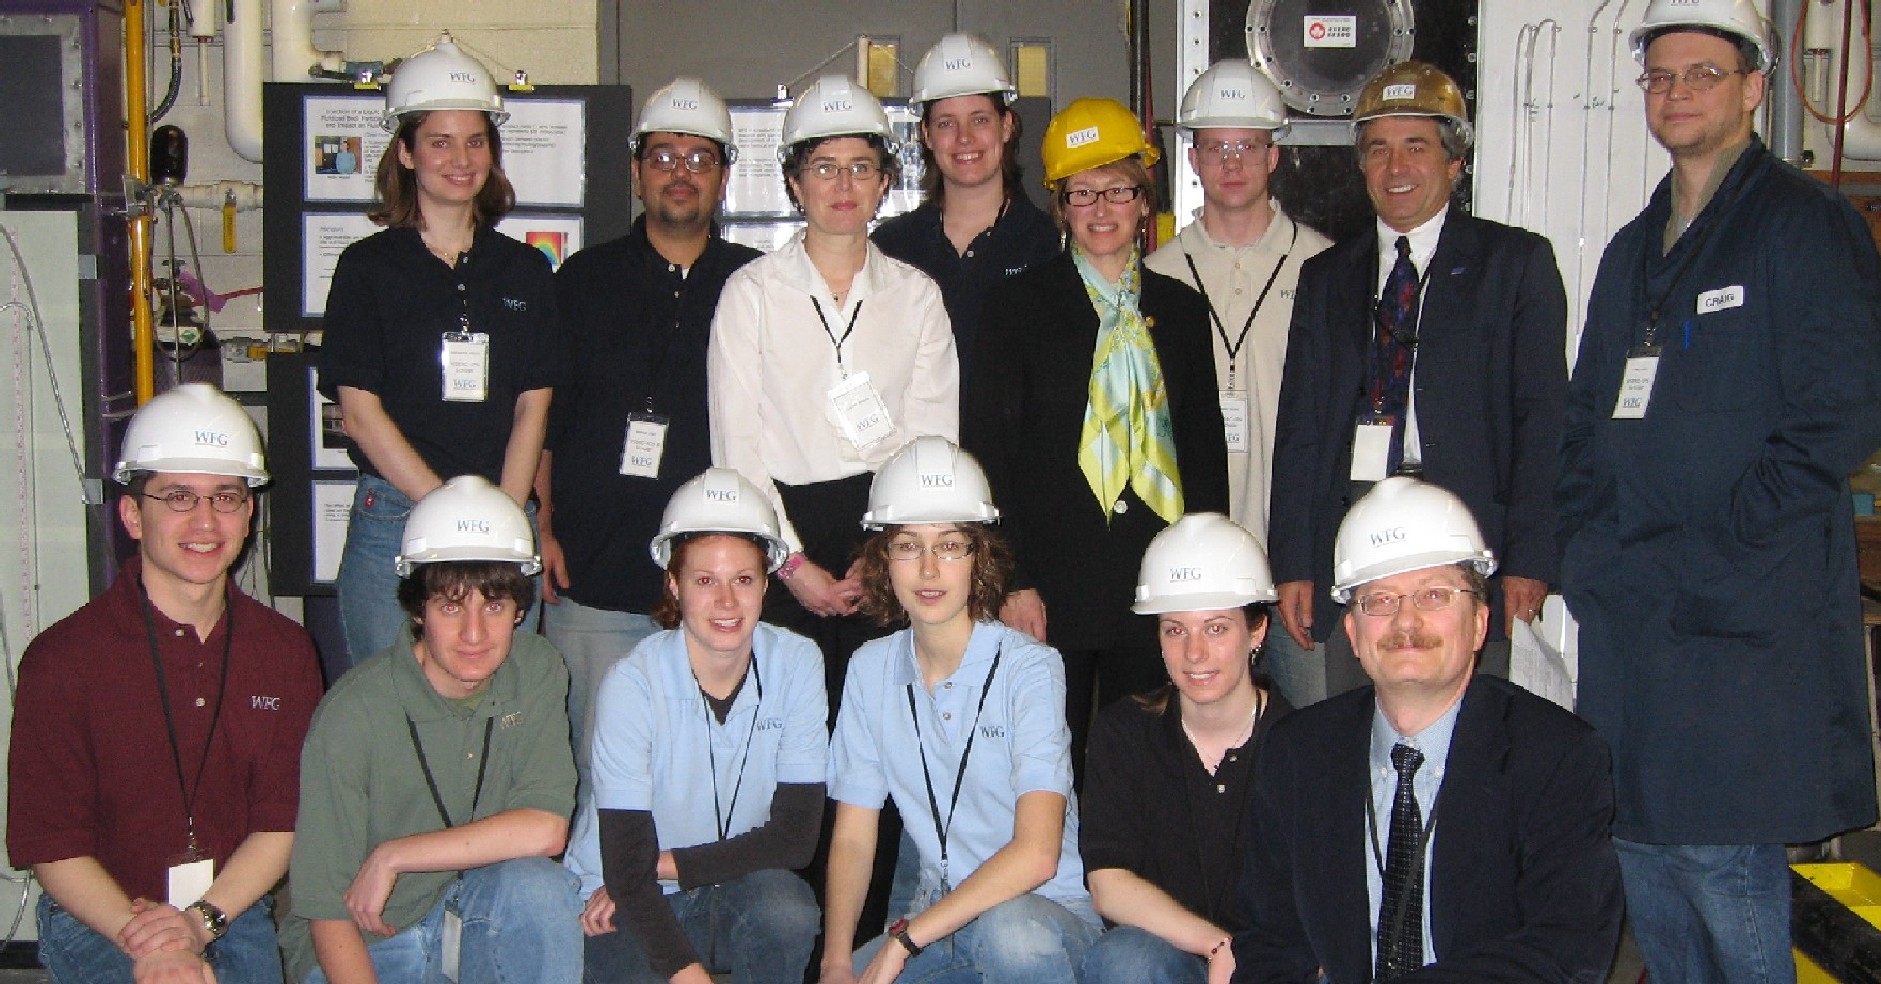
[318,224,565,482]
[544,219,761,613]
[871,194,1059,373]
[1080,689,1293,930]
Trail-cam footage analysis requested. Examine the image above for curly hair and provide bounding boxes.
[856,523,1014,627]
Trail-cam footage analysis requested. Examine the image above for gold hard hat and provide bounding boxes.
[1352,61,1471,141]
[1040,97,1161,186]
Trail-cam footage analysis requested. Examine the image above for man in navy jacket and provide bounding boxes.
[1559,2,1881,981]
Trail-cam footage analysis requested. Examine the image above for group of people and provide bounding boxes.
[10,0,1881,981]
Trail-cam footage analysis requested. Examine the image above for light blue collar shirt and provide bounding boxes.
[1365,693,1464,970]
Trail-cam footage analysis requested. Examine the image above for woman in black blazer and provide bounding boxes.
[961,97,1228,781]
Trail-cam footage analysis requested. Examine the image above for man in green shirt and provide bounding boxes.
[284,475,582,984]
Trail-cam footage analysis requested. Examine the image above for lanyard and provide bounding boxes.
[1366,762,1441,956]
[1638,210,1724,349]
[811,297,865,373]
[905,641,1004,890]
[699,654,764,842]
[1368,259,1436,414]
[140,589,234,856]
[407,715,494,830]
[1183,224,1297,391]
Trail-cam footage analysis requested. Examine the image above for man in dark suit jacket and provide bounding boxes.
[1268,62,1567,697]
[1236,477,1621,984]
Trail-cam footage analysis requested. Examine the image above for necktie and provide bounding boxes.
[1377,741,1426,980]
[1372,236,1419,474]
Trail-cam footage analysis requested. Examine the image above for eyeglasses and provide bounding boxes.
[1353,585,1482,617]
[1061,186,1146,207]
[1194,139,1270,165]
[644,149,723,173]
[1636,64,1746,94]
[803,160,883,181]
[884,538,976,563]
[144,489,251,514]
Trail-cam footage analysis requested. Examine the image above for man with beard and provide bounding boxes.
[534,78,762,790]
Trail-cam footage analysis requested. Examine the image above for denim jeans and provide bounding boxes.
[582,869,817,984]
[541,598,659,794]
[1079,925,1205,984]
[38,893,282,984]
[852,892,1098,984]
[337,475,539,672]
[304,857,582,984]
[1614,839,1795,984]
[1259,627,1328,708]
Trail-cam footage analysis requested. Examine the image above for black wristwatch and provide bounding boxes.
[888,917,924,957]
[188,899,229,943]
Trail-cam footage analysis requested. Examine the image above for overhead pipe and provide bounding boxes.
[224,0,264,163]
[270,0,348,82]
[126,0,157,404]
[1770,0,1806,163]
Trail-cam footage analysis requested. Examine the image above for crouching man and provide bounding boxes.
[280,475,582,984]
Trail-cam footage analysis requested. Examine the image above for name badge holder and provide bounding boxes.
[1351,416,1395,482]
[829,372,895,451]
[1220,391,1252,454]
[620,412,671,478]
[441,330,491,403]
[1613,343,1662,419]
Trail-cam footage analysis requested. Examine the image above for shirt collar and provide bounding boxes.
[1186,201,1295,254]
[396,620,523,721]
[1376,205,1448,266]
[776,230,886,307]
[887,621,1005,689]
[1370,690,1463,779]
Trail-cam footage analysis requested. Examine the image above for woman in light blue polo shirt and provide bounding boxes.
[819,437,1096,984]
[564,468,827,984]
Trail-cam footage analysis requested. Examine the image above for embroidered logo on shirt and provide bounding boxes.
[978,724,1006,739]
[756,716,786,731]
[501,297,528,312]
[250,695,281,710]
[501,711,524,729]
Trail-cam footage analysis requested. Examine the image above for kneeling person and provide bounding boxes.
[565,468,826,984]
[283,475,582,984]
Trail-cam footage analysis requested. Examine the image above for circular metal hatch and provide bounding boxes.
[1247,0,1416,117]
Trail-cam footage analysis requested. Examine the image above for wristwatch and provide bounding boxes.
[188,899,228,943]
[888,918,924,957]
[777,552,808,581]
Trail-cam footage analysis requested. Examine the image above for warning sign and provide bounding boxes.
[1303,14,1358,49]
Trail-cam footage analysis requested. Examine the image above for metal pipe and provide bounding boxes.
[126,0,156,405]
[1831,0,1856,188]
[1770,0,1806,163]
[224,0,264,163]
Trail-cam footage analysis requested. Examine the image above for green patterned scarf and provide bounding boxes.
[1074,245,1184,524]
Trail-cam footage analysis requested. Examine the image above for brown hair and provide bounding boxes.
[369,110,517,229]
[650,533,773,630]
[857,523,1014,627]
[397,560,535,641]
[916,95,1026,204]
[1132,604,1273,714]
[782,134,899,211]
[1047,156,1156,235]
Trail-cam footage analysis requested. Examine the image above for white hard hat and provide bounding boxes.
[650,468,791,572]
[113,383,268,487]
[778,75,896,165]
[634,77,739,163]
[1133,513,1278,615]
[911,34,1016,113]
[1630,0,1775,70]
[1177,59,1289,133]
[1330,476,1496,604]
[862,437,999,529]
[381,32,509,133]
[396,475,540,577]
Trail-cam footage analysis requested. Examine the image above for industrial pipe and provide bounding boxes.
[126,0,157,404]
[270,0,348,82]
[224,0,264,162]
[1771,0,1806,163]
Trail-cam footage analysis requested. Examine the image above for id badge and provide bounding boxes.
[441,332,490,403]
[1350,421,1394,482]
[619,413,670,478]
[166,856,214,909]
[441,904,464,982]
[1612,345,1662,419]
[828,371,895,451]
[1219,391,1252,454]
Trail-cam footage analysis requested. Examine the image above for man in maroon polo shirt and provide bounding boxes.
[8,384,323,984]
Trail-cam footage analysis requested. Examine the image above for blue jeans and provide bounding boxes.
[337,475,539,672]
[1079,925,1205,984]
[1259,627,1328,708]
[304,857,582,984]
[542,598,659,795]
[1614,839,1795,984]
[582,869,817,984]
[852,892,1098,984]
[38,893,282,984]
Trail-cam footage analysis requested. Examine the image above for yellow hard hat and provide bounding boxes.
[1040,97,1161,186]
[1352,61,1472,146]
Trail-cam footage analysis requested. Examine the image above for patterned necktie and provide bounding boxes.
[1372,236,1419,474]
[1377,741,1426,980]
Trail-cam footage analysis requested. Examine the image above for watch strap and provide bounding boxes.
[188,899,229,942]
[888,917,924,957]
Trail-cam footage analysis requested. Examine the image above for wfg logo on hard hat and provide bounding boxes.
[1369,526,1408,547]
[195,430,230,447]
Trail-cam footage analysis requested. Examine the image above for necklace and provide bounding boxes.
[1182,691,1266,775]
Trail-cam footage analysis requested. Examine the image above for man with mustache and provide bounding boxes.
[1235,477,1621,983]
[533,78,762,792]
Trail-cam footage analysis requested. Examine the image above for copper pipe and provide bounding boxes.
[126,0,156,404]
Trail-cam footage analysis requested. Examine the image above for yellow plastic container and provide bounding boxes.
[1793,862,1881,984]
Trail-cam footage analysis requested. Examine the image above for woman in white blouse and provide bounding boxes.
[707,74,958,702]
